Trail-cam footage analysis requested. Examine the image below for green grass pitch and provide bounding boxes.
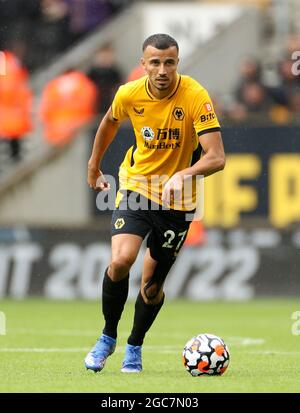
[0,298,299,393]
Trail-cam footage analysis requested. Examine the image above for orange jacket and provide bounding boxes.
[39,71,98,145]
[0,51,32,139]
[184,220,206,246]
[127,65,146,82]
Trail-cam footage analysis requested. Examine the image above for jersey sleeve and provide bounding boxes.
[192,88,221,136]
[111,85,129,122]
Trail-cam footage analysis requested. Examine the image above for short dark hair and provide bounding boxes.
[142,33,179,52]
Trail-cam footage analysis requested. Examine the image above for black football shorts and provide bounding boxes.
[111,190,194,262]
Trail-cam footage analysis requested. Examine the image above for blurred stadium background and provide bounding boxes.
[0,0,299,301]
[0,0,300,393]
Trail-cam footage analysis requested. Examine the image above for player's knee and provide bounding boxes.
[109,256,134,280]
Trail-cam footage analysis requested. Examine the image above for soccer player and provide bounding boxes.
[85,33,225,373]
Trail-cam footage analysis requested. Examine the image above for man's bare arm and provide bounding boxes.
[162,131,225,204]
[88,107,120,190]
[182,131,226,178]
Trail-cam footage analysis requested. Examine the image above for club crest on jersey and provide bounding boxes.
[172,107,185,121]
[141,126,155,141]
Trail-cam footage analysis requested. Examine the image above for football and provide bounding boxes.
[182,333,230,376]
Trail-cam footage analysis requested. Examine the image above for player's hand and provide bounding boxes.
[162,172,184,206]
[87,166,110,191]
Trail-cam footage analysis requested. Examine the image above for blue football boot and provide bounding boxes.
[85,334,116,372]
[121,344,142,373]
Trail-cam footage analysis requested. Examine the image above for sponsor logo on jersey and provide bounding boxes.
[144,141,181,149]
[142,127,181,149]
[141,126,155,141]
[200,113,216,122]
[172,107,185,120]
[204,102,213,112]
[133,107,144,115]
[114,218,125,229]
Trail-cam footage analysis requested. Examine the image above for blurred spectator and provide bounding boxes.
[0,0,40,51]
[268,104,291,125]
[285,34,300,56]
[238,80,272,113]
[289,87,300,114]
[39,70,98,145]
[225,57,276,123]
[0,51,33,162]
[126,64,146,82]
[0,0,134,72]
[25,0,71,71]
[64,0,114,42]
[226,101,248,123]
[225,41,300,124]
[234,58,262,101]
[87,44,123,114]
[271,56,300,106]
[227,80,273,122]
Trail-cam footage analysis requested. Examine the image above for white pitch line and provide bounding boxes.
[0,346,180,353]
[227,336,265,346]
[0,348,91,353]
[7,330,266,346]
[6,329,159,338]
[245,350,300,355]
[6,329,186,338]
[7,328,98,336]
[0,347,298,355]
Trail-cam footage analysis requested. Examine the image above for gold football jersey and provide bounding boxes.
[111,74,220,210]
